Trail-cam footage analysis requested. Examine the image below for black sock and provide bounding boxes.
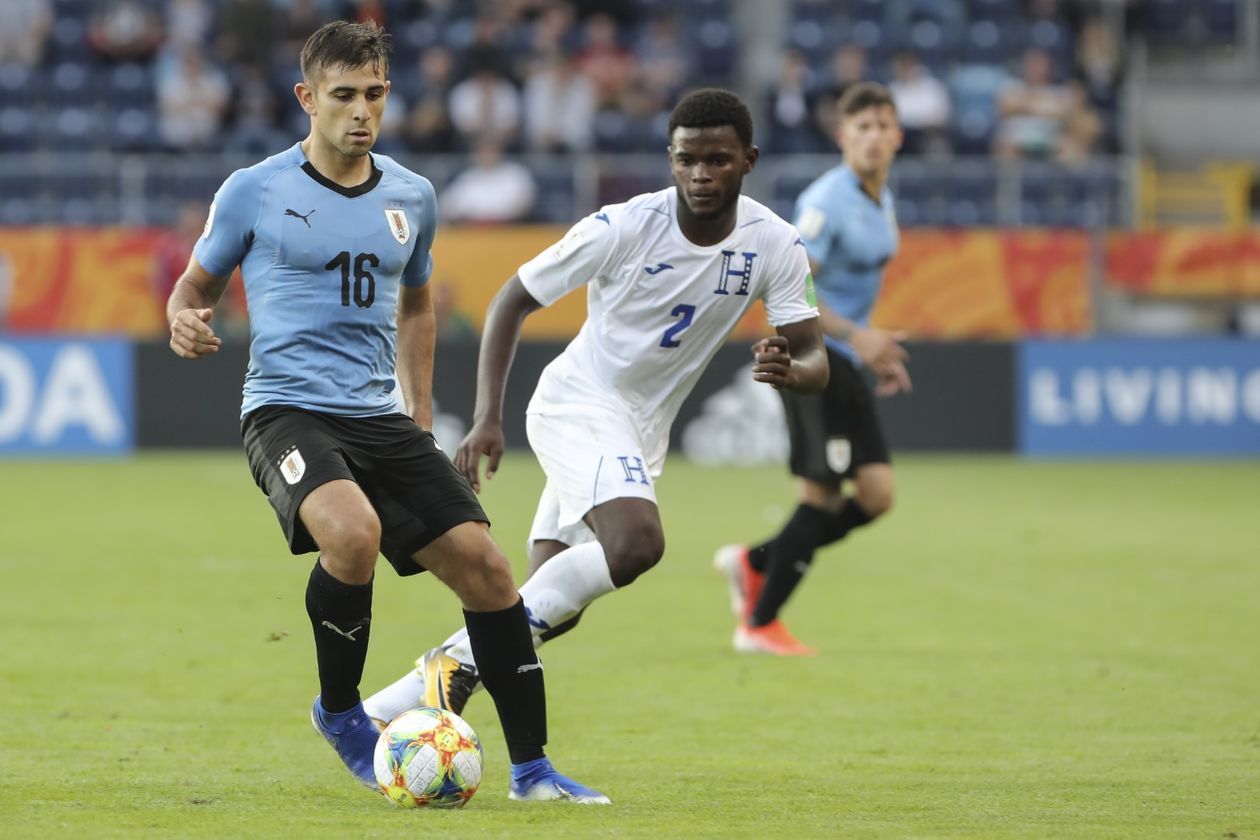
[747,543,770,573]
[749,505,834,627]
[305,559,372,713]
[465,598,546,764]
[824,498,874,544]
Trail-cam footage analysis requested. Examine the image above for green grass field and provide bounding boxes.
[1,452,1257,838]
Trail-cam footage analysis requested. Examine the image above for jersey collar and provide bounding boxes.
[300,152,383,198]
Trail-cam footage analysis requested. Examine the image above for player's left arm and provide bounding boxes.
[397,178,440,429]
[753,318,829,394]
[396,283,435,430]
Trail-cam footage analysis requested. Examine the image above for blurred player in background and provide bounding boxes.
[165,20,606,804]
[363,89,829,721]
[715,82,910,656]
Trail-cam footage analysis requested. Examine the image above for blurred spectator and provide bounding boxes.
[225,64,280,153]
[0,0,53,67]
[165,0,213,52]
[342,0,387,27]
[765,49,824,154]
[526,1,577,56]
[88,0,164,64]
[217,0,275,68]
[523,51,596,153]
[995,48,1074,160]
[440,141,537,223]
[811,45,868,142]
[1056,81,1102,164]
[373,92,409,154]
[888,51,951,156]
[431,281,477,342]
[636,12,689,103]
[576,13,635,108]
[1075,14,1123,150]
[403,45,458,153]
[448,49,522,148]
[280,0,333,64]
[158,50,231,151]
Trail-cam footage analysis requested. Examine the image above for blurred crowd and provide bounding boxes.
[0,0,1145,165]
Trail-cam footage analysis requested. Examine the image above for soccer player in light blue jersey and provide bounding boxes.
[715,82,912,656]
[166,20,607,803]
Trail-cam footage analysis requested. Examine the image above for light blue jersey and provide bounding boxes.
[792,165,898,363]
[194,143,436,418]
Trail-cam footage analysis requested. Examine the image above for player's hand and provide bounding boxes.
[851,326,908,371]
[873,358,912,397]
[454,420,505,493]
[751,336,794,390]
[169,308,221,359]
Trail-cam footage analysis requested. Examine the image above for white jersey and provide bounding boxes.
[519,188,818,445]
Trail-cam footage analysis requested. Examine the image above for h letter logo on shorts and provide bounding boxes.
[715,250,756,296]
[278,445,306,485]
[617,455,650,486]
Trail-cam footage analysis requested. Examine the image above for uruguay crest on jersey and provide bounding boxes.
[385,207,410,245]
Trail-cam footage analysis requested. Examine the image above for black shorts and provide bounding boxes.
[780,348,891,483]
[241,405,488,576]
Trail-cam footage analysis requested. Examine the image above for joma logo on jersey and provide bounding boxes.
[384,208,410,245]
[715,250,756,296]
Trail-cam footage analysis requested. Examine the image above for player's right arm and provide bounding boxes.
[796,197,909,394]
[453,276,543,491]
[453,209,620,491]
[167,169,256,360]
[167,256,229,359]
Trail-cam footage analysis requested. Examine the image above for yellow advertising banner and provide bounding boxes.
[1106,229,1260,297]
[1,225,1109,339]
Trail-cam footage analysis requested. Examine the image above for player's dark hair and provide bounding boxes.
[300,20,392,83]
[668,88,754,148]
[839,82,897,118]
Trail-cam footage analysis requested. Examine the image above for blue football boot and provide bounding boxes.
[509,757,611,804]
[310,697,380,790]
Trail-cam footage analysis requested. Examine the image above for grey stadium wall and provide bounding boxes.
[135,341,1017,453]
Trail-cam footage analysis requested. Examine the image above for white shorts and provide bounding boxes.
[525,400,667,547]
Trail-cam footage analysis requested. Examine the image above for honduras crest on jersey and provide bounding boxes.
[385,207,410,245]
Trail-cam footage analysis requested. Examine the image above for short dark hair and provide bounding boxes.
[838,82,897,118]
[300,21,392,84]
[668,88,754,148]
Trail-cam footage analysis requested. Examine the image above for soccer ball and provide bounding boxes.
[374,707,484,808]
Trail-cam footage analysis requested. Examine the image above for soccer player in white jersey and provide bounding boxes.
[362,89,829,720]
[715,82,910,656]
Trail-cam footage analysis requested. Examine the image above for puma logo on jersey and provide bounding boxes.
[285,208,316,227]
[594,212,610,225]
[644,262,674,275]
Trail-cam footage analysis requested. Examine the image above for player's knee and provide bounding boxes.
[601,527,665,587]
[319,515,381,576]
[455,543,519,609]
[857,487,893,518]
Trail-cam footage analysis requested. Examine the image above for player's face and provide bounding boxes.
[668,125,758,219]
[838,104,902,177]
[297,63,390,158]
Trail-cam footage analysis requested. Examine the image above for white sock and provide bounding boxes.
[362,542,616,719]
[447,541,616,665]
[362,662,425,725]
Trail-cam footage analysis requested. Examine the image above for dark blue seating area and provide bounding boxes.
[769,161,1125,229]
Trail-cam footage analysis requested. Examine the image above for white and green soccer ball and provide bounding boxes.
[374,707,483,808]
